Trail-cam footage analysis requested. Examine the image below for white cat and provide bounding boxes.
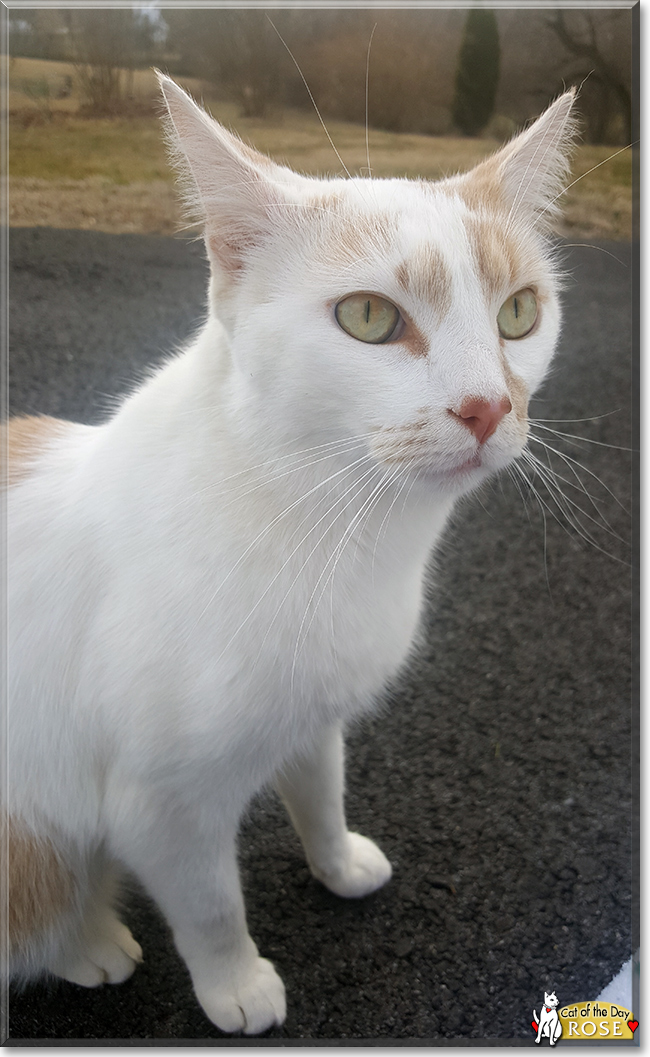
[533,990,562,1045]
[3,74,577,1034]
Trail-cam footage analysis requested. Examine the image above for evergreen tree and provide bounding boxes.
[452,9,500,136]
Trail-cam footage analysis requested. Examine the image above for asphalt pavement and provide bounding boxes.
[6,228,637,1043]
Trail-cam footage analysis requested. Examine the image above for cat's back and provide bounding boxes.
[5,413,106,627]
[4,414,78,484]
[5,414,111,821]
[5,413,103,601]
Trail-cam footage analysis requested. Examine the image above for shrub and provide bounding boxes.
[452,10,500,136]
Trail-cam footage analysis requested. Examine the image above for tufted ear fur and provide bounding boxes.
[156,71,299,276]
[459,89,579,231]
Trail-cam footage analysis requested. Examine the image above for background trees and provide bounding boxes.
[452,10,500,136]
[8,6,633,143]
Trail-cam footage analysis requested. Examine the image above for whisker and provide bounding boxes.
[218,459,384,665]
[562,244,628,267]
[511,462,553,596]
[189,451,375,632]
[506,463,535,522]
[351,461,405,568]
[290,465,397,687]
[399,467,422,517]
[370,462,415,580]
[511,462,553,597]
[531,411,622,424]
[528,435,630,514]
[518,454,599,551]
[526,445,623,544]
[521,448,628,552]
[530,422,634,453]
[167,433,372,514]
[537,142,634,224]
[364,22,378,178]
[209,440,369,505]
[330,462,403,589]
[293,460,411,684]
[257,463,388,673]
[526,452,628,551]
[267,15,357,186]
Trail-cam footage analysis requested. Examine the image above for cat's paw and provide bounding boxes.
[311,831,392,898]
[196,957,286,1035]
[49,917,143,987]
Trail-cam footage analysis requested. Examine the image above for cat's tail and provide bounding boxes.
[533,1010,540,1024]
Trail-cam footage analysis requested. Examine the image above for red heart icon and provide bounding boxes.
[627,1020,638,1033]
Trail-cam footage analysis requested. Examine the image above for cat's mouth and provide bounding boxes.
[453,452,483,473]
[436,451,483,479]
[408,451,484,489]
[371,428,526,486]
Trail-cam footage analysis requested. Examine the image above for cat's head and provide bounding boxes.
[544,991,559,1008]
[158,72,577,497]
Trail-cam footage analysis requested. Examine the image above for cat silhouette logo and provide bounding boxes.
[532,991,562,1046]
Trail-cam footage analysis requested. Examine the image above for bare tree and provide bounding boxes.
[160,7,631,142]
[164,9,288,118]
[62,9,159,115]
[292,10,462,134]
[545,10,631,142]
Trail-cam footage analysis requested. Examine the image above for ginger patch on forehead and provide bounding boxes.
[453,156,506,214]
[326,210,396,267]
[464,215,521,302]
[395,245,452,320]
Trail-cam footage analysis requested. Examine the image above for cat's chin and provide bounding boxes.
[410,451,516,495]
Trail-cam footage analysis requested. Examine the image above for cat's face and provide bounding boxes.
[225,178,562,496]
[544,991,559,1008]
[159,74,576,498]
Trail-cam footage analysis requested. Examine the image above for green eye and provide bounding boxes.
[335,293,400,344]
[497,288,538,339]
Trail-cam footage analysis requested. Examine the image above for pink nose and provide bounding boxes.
[450,396,512,445]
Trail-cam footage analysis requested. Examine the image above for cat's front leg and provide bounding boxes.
[276,723,392,898]
[115,807,285,1035]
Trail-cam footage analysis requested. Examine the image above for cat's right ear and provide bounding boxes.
[156,72,296,275]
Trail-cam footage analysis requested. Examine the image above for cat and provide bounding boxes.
[533,991,562,1045]
[3,73,577,1035]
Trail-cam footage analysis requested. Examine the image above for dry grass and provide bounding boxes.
[9,178,180,235]
[7,56,632,240]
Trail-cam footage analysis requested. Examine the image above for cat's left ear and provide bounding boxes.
[462,90,579,230]
[156,71,300,275]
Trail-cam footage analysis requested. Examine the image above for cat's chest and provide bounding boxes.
[89,466,452,771]
[162,543,426,778]
[175,493,447,719]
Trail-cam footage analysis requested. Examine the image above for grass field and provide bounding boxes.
[7,57,633,239]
